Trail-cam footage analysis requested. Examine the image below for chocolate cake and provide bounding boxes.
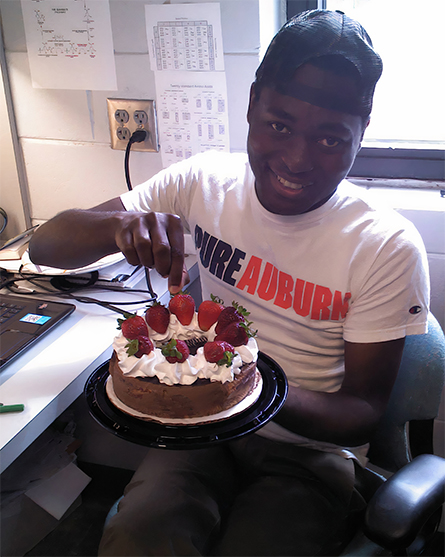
[109,353,259,420]
[108,295,260,421]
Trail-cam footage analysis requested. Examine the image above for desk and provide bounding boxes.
[0,259,199,474]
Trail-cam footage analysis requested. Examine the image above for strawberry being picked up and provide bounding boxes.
[145,301,170,334]
[126,335,154,358]
[161,339,190,363]
[204,340,235,367]
[198,294,224,331]
[118,314,149,339]
[169,292,195,326]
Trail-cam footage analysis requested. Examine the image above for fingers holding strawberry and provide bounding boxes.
[115,211,185,293]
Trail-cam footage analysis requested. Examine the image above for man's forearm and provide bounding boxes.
[29,209,123,269]
[273,386,379,447]
[274,338,404,447]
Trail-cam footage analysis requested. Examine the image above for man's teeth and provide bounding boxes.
[276,175,303,190]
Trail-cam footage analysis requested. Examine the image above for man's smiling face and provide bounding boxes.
[247,63,367,216]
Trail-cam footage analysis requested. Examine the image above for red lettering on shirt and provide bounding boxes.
[274,271,294,309]
[257,262,278,301]
[236,255,262,294]
[311,285,333,320]
[331,291,352,320]
[194,226,352,322]
[293,279,315,317]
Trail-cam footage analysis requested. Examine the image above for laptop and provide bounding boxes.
[0,293,76,369]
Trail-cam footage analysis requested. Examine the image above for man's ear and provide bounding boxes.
[357,118,370,153]
[360,118,370,142]
[247,83,257,124]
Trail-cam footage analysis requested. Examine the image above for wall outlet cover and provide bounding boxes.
[107,98,159,152]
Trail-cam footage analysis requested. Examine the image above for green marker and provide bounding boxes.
[0,404,25,413]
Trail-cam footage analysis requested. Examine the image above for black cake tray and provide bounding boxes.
[84,352,288,450]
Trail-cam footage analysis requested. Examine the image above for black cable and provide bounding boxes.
[2,268,158,317]
[124,129,148,191]
[0,207,7,234]
[50,271,100,291]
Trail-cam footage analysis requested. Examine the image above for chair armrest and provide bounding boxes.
[363,454,445,551]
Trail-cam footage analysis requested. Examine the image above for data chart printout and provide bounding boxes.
[155,71,230,167]
[145,2,225,72]
[21,0,117,90]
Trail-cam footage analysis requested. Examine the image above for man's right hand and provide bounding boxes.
[114,211,187,293]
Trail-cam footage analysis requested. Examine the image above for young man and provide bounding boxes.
[30,10,429,556]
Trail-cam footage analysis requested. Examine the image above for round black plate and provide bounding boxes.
[84,352,288,449]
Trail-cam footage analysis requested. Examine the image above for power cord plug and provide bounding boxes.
[125,129,148,191]
[130,129,147,144]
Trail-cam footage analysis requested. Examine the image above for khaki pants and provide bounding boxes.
[99,434,366,556]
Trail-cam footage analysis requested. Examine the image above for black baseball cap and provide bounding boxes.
[254,9,383,119]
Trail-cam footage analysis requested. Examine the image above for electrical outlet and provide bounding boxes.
[107,98,159,152]
[115,110,129,125]
[134,110,148,126]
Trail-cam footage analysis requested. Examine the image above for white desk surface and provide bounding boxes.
[0,259,198,474]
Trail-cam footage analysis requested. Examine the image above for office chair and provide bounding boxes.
[341,312,445,556]
[103,313,445,556]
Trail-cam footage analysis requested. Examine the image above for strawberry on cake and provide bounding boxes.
[108,294,260,421]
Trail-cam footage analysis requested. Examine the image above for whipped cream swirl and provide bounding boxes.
[113,330,258,386]
[146,312,216,344]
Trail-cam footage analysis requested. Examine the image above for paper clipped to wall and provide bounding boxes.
[21,0,117,90]
[145,2,225,73]
[154,71,230,168]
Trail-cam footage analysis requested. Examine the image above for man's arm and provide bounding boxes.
[273,337,405,447]
[29,197,186,292]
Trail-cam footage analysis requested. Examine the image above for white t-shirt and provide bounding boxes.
[121,151,430,459]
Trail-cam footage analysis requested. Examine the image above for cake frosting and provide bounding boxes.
[112,324,258,386]
[146,312,206,344]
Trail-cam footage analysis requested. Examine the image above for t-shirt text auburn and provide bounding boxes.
[195,225,351,321]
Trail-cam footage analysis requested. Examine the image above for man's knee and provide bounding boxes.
[100,504,218,557]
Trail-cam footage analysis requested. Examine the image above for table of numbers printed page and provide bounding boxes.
[154,20,215,71]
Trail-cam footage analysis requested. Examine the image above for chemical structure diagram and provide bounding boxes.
[35,0,96,58]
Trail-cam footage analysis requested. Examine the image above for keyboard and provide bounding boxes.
[0,301,25,324]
